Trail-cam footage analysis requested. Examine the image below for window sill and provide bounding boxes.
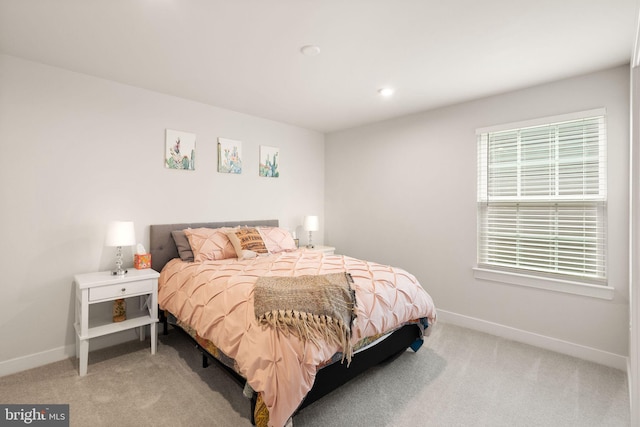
[472,267,614,300]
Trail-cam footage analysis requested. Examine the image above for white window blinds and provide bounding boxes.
[477,110,607,284]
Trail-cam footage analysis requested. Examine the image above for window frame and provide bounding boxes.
[475,109,612,300]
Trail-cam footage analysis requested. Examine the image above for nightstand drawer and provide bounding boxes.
[89,279,153,301]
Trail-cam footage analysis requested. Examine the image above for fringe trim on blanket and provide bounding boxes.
[254,272,357,365]
[259,308,355,364]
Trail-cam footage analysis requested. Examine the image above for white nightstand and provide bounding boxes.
[305,245,336,255]
[73,268,160,376]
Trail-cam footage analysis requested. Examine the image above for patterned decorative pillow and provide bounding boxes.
[257,227,297,253]
[183,227,237,262]
[227,227,269,258]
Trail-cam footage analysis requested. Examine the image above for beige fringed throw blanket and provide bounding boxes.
[254,272,357,364]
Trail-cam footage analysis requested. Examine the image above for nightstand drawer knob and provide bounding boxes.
[121,288,126,293]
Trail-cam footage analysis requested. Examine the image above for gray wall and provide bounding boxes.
[325,65,630,359]
[0,54,325,371]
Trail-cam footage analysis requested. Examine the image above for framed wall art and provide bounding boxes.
[218,138,242,174]
[259,145,280,178]
[165,129,196,170]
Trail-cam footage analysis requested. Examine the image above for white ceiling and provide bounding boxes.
[0,0,638,133]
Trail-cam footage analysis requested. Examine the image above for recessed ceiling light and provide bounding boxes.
[378,88,394,97]
[300,45,321,56]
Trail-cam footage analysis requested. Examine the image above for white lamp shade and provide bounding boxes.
[105,221,136,247]
[303,215,319,232]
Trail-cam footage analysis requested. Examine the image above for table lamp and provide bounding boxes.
[303,215,319,248]
[105,221,136,276]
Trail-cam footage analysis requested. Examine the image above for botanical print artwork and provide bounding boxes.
[218,138,242,174]
[165,129,196,170]
[259,145,279,177]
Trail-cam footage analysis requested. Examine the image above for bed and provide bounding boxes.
[150,220,436,427]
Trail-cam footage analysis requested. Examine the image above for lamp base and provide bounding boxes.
[112,246,128,276]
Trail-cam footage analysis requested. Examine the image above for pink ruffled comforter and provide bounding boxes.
[158,250,436,427]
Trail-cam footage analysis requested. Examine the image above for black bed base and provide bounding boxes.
[160,312,422,424]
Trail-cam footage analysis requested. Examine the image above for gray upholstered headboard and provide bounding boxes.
[149,219,279,272]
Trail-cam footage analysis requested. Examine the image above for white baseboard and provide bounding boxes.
[0,344,75,377]
[629,356,639,427]
[437,309,628,371]
[0,329,144,377]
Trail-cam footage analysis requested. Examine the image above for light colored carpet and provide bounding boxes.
[0,322,629,426]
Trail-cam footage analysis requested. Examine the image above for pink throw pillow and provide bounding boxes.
[257,227,298,253]
[183,227,236,262]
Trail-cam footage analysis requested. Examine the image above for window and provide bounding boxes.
[477,109,607,286]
